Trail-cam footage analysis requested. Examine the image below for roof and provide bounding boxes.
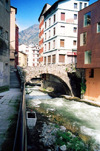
[44,0,89,17]
[10,6,17,14]
[38,3,51,21]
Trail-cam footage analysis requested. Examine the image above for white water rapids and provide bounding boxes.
[26,86,100,150]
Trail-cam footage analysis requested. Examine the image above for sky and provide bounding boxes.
[11,0,97,31]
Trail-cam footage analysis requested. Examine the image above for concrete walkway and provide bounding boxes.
[0,88,21,151]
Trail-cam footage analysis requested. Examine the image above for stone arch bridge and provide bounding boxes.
[22,64,80,96]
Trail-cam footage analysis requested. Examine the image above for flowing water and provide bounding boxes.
[26,86,100,150]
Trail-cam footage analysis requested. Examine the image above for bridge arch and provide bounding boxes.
[24,65,75,96]
[40,73,72,96]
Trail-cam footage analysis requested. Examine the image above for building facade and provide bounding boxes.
[32,45,39,66]
[15,25,19,68]
[0,0,10,89]
[38,4,51,65]
[39,0,89,65]
[10,6,17,67]
[77,0,100,101]
[19,44,39,67]
[18,51,27,67]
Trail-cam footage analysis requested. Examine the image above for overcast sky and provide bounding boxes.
[11,0,97,31]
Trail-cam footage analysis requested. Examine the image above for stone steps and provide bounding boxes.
[10,66,20,88]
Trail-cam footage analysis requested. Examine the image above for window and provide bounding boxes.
[5,31,8,40]
[49,18,51,26]
[97,22,100,33]
[73,40,76,45]
[74,3,77,9]
[52,55,56,64]
[54,14,56,23]
[85,50,91,64]
[44,57,46,65]
[45,33,46,40]
[0,27,3,37]
[84,3,87,8]
[84,12,91,27]
[59,54,65,63]
[89,69,94,78]
[80,2,82,10]
[74,14,77,20]
[61,12,65,21]
[48,56,51,64]
[60,39,65,47]
[49,30,51,38]
[45,44,46,52]
[80,32,87,46]
[6,0,9,10]
[45,22,47,29]
[53,40,55,49]
[48,42,50,50]
[53,27,56,36]
[73,27,77,33]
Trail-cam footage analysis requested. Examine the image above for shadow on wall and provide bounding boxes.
[68,72,81,98]
[41,74,71,97]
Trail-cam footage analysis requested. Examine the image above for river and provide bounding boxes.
[26,86,100,151]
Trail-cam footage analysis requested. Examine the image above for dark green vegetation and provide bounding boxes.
[55,130,89,151]
[0,86,9,93]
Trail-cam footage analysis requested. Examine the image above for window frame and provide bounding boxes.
[74,14,77,20]
[80,32,87,46]
[84,12,91,27]
[60,39,65,47]
[97,22,100,33]
[84,50,92,64]
[61,12,65,21]
[74,3,77,9]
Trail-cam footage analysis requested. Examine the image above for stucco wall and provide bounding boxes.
[84,69,100,102]
[0,0,10,87]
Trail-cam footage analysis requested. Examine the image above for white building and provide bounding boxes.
[43,0,89,65]
[19,44,39,67]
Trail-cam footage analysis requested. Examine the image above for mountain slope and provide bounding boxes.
[19,24,39,45]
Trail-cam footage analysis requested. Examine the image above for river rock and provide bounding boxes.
[60,145,67,151]
[60,126,66,132]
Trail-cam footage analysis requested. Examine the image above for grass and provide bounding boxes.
[0,86,9,93]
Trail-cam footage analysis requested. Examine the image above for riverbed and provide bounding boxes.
[26,86,100,151]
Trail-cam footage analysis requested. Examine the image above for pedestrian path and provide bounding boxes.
[0,88,21,151]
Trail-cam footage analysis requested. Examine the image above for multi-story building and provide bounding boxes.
[38,4,51,65]
[19,44,39,67]
[15,25,19,68]
[10,6,17,67]
[0,0,10,89]
[18,51,27,67]
[32,45,39,66]
[39,0,89,65]
[77,0,100,102]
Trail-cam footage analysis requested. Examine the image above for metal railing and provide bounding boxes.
[13,77,27,150]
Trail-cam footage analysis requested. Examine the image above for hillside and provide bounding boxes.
[19,24,39,45]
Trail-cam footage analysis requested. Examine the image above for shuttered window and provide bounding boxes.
[48,42,50,50]
[52,55,56,64]
[48,56,51,64]
[54,14,56,23]
[60,39,65,47]
[61,12,65,21]
[59,54,65,63]
[44,57,46,65]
